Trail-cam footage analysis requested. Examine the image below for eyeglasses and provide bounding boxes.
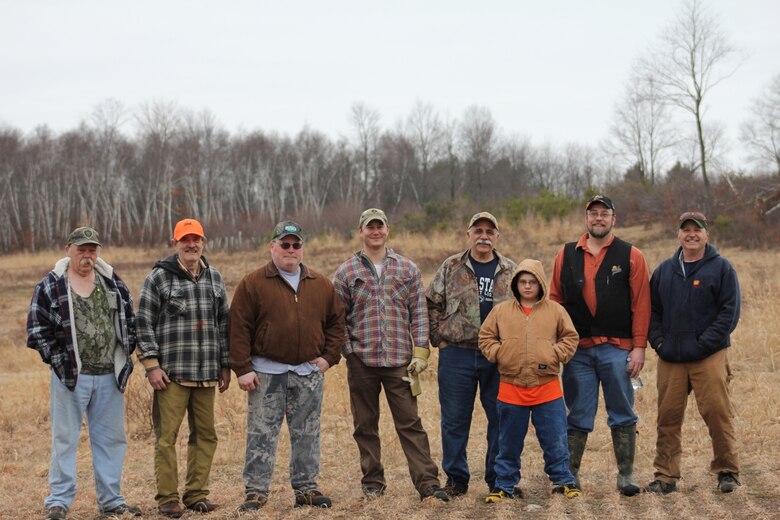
[277,242,303,250]
[679,211,707,222]
[517,279,539,287]
[586,210,613,219]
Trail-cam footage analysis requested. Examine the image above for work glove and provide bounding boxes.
[407,346,430,375]
[402,372,422,397]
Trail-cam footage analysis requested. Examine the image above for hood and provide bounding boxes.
[53,256,114,279]
[154,253,210,279]
[511,258,549,304]
[674,243,720,275]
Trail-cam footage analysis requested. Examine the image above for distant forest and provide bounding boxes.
[0,97,778,252]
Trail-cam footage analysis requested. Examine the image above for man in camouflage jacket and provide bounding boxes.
[425,212,517,497]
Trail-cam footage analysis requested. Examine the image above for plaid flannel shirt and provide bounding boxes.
[26,257,137,391]
[136,254,229,382]
[333,249,429,368]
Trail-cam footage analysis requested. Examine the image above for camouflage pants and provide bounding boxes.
[243,370,324,496]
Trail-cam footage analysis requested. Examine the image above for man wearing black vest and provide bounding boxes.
[549,195,651,496]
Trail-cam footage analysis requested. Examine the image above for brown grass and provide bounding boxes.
[2,215,779,519]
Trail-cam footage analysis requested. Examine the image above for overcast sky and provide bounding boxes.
[2,0,778,166]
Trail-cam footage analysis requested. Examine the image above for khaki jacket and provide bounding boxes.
[479,259,578,388]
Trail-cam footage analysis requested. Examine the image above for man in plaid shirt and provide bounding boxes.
[136,218,230,518]
[333,208,448,502]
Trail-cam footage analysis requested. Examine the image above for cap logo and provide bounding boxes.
[83,229,93,238]
[284,225,298,232]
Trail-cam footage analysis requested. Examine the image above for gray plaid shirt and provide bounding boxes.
[136,254,229,382]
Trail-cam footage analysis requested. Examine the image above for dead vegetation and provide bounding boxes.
[2,215,779,519]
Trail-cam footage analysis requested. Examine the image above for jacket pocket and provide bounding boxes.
[164,290,187,317]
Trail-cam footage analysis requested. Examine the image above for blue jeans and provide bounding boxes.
[438,345,499,488]
[494,398,574,492]
[243,371,324,496]
[562,343,637,432]
[46,371,127,512]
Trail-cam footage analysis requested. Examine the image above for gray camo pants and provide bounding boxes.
[243,370,324,496]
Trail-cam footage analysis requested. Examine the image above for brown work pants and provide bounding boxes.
[346,354,440,494]
[653,349,739,483]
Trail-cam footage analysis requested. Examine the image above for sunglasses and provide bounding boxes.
[277,242,303,250]
[679,211,707,222]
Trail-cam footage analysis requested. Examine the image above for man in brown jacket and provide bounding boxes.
[229,220,346,511]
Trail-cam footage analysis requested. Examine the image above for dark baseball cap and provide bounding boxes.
[272,220,304,241]
[678,211,708,229]
[586,195,615,212]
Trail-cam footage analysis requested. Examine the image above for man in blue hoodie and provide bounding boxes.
[645,212,741,495]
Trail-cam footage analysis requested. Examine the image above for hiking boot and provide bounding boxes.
[611,425,640,496]
[718,472,741,493]
[484,489,514,504]
[157,501,183,518]
[185,498,219,512]
[420,484,449,502]
[237,494,267,512]
[644,479,677,494]
[294,490,332,508]
[567,430,588,488]
[552,483,582,498]
[362,485,386,499]
[442,483,468,498]
[45,506,66,520]
[101,503,142,517]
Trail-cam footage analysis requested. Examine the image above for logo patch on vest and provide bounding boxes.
[538,364,548,369]
[611,265,622,275]
[693,279,700,287]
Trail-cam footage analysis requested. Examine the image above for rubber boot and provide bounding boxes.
[611,425,640,496]
[567,430,588,488]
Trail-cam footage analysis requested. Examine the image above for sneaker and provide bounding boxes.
[185,498,219,512]
[644,479,677,494]
[484,489,514,504]
[238,494,267,512]
[101,503,142,517]
[420,484,450,502]
[552,483,582,498]
[718,472,741,493]
[361,485,386,499]
[45,506,66,520]
[294,490,332,508]
[442,483,468,498]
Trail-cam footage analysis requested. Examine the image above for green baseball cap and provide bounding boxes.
[67,226,102,246]
[272,220,304,241]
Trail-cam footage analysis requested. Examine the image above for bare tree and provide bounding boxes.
[741,73,780,176]
[459,105,497,202]
[607,72,677,184]
[640,0,741,200]
[350,102,381,205]
[405,100,443,204]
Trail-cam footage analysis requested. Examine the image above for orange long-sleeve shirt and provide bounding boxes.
[549,233,650,350]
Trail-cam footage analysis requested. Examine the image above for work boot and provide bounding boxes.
[567,430,588,488]
[611,425,640,496]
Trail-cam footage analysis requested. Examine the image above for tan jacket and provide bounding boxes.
[479,259,578,388]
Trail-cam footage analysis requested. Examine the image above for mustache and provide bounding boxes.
[79,258,95,267]
[183,247,200,253]
[476,239,493,246]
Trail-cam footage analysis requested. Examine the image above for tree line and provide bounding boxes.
[1,0,778,252]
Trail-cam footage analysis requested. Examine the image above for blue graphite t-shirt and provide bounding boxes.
[470,253,499,323]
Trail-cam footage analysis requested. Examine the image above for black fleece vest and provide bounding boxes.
[560,237,633,339]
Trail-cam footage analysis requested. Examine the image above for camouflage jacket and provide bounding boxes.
[426,249,517,349]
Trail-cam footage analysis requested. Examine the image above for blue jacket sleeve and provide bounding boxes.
[697,261,740,354]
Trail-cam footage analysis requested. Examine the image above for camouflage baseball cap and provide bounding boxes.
[359,208,388,228]
[67,226,102,246]
[468,212,499,232]
[272,220,304,241]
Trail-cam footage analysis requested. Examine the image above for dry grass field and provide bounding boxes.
[1,215,779,519]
